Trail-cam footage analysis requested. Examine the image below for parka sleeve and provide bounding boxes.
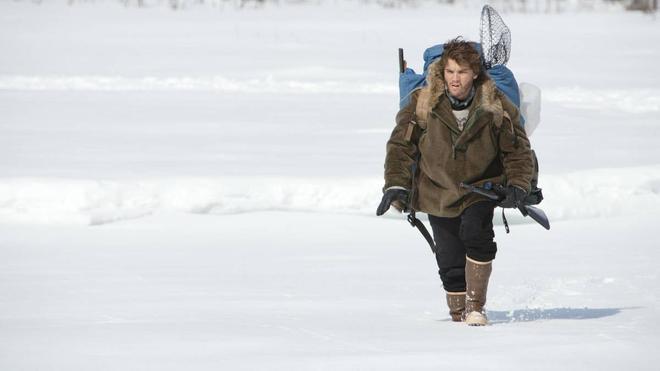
[498,99,535,192]
[383,97,420,192]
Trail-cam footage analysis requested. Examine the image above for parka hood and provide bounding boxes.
[421,58,502,121]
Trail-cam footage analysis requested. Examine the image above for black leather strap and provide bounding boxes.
[408,210,436,254]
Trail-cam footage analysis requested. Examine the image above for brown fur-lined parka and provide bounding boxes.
[383,61,534,217]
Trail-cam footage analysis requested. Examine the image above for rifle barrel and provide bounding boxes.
[459,182,500,201]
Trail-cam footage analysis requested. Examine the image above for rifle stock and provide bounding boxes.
[521,205,550,230]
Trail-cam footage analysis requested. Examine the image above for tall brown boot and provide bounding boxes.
[445,292,466,322]
[464,257,492,326]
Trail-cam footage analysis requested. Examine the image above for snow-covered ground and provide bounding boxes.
[1,1,659,369]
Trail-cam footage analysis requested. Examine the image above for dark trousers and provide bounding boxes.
[428,201,497,293]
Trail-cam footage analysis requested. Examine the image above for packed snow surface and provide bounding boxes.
[1,1,659,370]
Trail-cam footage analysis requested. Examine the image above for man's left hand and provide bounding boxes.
[499,185,528,209]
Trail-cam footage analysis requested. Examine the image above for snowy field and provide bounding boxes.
[1,1,660,369]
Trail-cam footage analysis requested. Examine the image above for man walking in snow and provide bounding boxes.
[377,38,534,326]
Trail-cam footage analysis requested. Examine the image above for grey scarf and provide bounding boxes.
[446,86,476,111]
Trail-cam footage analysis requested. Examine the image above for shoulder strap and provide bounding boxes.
[415,88,432,124]
[401,89,436,254]
[404,88,431,143]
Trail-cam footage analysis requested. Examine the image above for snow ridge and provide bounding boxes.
[4,76,659,112]
[544,87,660,113]
[1,165,658,225]
[0,75,393,94]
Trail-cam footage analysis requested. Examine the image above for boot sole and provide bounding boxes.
[465,311,488,326]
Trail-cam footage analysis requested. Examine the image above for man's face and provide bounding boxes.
[444,58,477,100]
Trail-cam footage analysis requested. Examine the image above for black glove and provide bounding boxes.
[498,185,528,209]
[376,188,409,216]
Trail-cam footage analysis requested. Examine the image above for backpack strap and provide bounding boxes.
[404,90,436,254]
[415,88,432,125]
[404,88,431,143]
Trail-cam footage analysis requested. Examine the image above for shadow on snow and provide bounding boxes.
[485,307,637,325]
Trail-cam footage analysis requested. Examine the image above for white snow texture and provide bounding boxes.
[1,1,659,370]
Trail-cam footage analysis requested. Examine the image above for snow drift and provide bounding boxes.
[2,75,659,113]
[1,165,658,225]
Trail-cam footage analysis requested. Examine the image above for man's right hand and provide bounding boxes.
[376,188,410,216]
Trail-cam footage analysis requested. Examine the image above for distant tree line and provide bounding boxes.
[26,0,659,12]
[626,0,658,11]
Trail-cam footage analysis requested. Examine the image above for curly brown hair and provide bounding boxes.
[439,37,485,83]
